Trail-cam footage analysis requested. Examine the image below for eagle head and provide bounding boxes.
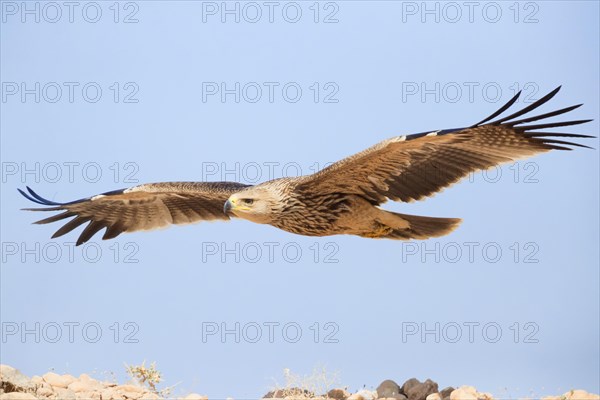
[224,186,282,224]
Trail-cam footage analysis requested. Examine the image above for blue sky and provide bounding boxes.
[1,1,599,398]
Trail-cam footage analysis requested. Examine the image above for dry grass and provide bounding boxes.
[270,365,343,398]
[125,361,179,397]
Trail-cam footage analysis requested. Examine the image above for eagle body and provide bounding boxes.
[19,87,593,245]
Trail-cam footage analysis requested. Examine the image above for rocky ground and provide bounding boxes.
[1,365,598,400]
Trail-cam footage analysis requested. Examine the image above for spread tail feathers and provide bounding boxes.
[369,210,462,240]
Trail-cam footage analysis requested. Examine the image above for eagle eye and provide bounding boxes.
[241,198,254,205]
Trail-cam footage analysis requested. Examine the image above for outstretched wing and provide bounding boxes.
[298,86,594,204]
[19,182,251,245]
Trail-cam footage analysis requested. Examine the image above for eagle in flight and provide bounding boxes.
[20,87,593,245]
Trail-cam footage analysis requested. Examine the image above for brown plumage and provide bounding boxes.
[20,87,594,245]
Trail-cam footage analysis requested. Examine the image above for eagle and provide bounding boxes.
[20,87,593,246]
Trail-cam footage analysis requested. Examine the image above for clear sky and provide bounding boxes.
[1,1,598,398]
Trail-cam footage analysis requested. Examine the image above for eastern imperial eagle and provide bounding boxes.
[20,87,594,245]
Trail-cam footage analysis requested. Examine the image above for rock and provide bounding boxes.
[0,365,36,394]
[53,387,77,399]
[117,385,144,393]
[439,387,454,400]
[563,390,598,400]
[263,388,313,399]
[402,379,438,400]
[263,389,283,398]
[348,390,377,400]
[36,384,54,397]
[122,392,143,400]
[67,381,89,393]
[181,394,208,400]
[106,392,126,400]
[78,376,103,390]
[42,373,75,389]
[400,379,420,396]
[426,394,440,400]
[377,380,401,398]
[76,391,101,400]
[0,393,38,400]
[30,376,43,386]
[328,388,351,399]
[100,388,117,399]
[542,391,600,400]
[450,387,477,400]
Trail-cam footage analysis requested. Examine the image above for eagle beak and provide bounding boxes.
[224,199,234,215]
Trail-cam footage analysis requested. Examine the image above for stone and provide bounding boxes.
[263,388,312,399]
[72,379,103,393]
[0,365,36,394]
[426,394,441,400]
[328,388,351,399]
[100,388,114,397]
[76,391,101,400]
[53,387,77,399]
[564,391,592,400]
[67,381,89,393]
[439,387,454,400]
[78,376,103,390]
[121,391,143,399]
[117,385,144,393]
[403,379,438,400]
[0,393,38,400]
[400,379,420,396]
[348,390,377,400]
[377,380,401,398]
[30,376,43,386]
[181,394,208,400]
[36,385,54,397]
[450,387,477,400]
[551,390,600,400]
[263,389,284,398]
[42,373,75,389]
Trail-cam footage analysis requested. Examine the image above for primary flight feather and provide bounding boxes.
[20,87,594,245]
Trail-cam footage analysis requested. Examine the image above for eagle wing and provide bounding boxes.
[19,182,250,245]
[297,86,593,204]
